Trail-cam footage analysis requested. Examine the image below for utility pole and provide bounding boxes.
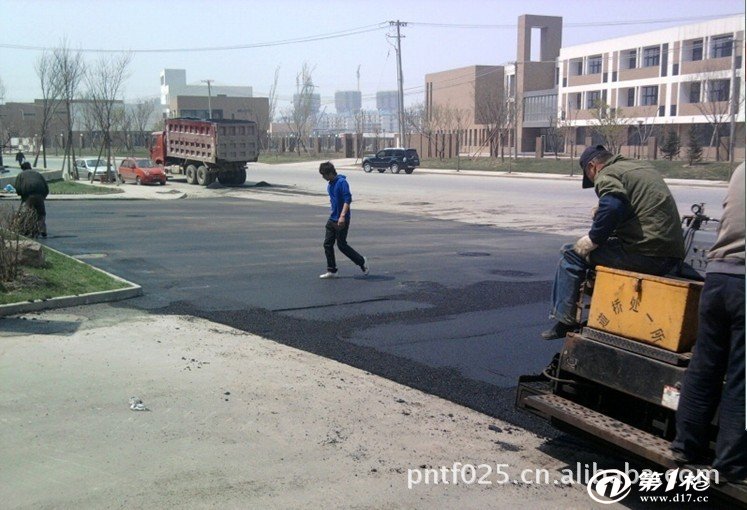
[201,79,214,120]
[727,37,740,164]
[389,20,407,147]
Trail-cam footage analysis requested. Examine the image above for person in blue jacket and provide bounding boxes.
[319,161,368,279]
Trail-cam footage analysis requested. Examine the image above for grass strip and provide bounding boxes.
[0,247,130,304]
[48,180,124,195]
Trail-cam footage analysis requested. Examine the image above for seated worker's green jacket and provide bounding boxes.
[594,155,685,259]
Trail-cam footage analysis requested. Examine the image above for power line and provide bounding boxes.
[407,13,743,29]
[1,13,741,54]
[0,23,389,53]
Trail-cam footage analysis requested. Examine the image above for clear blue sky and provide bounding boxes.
[0,0,743,110]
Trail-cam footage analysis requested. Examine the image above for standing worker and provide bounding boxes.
[15,150,26,166]
[318,161,368,279]
[14,162,49,238]
[671,163,745,484]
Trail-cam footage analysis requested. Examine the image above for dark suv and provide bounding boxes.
[362,148,420,174]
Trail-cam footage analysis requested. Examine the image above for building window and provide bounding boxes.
[625,49,637,69]
[711,35,733,58]
[708,79,730,102]
[586,90,601,109]
[574,60,583,75]
[690,39,703,61]
[641,86,658,106]
[588,55,602,74]
[626,88,635,107]
[643,46,660,67]
[688,82,701,103]
[569,93,582,110]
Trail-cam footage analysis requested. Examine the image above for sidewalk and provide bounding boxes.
[0,305,603,509]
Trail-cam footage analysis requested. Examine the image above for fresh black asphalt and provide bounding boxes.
[43,197,572,436]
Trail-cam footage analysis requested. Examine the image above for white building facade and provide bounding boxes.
[558,15,745,160]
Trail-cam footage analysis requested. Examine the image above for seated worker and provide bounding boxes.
[542,145,685,340]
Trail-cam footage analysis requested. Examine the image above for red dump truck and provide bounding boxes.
[150,118,259,186]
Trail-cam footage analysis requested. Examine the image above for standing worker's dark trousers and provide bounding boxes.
[20,194,47,237]
[672,273,746,481]
[324,219,364,273]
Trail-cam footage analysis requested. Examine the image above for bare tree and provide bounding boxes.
[588,100,630,154]
[33,51,64,168]
[433,105,452,160]
[403,103,423,139]
[406,102,439,158]
[53,39,86,179]
[693,76,744,161]
[79,99,100,150]
[118,104,134,152]
[281,63,318,155]
[265,66,280,151]
[352,109,365,162]
[450,106,469,170]
[84,53,132,180]
[132,97,157,148]
[439,103,470,167]
[471,82,507,159]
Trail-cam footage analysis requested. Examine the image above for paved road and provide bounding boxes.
[38,163,723,429]
[45,195,566,431]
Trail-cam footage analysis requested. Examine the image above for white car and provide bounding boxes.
[76,158,114,180]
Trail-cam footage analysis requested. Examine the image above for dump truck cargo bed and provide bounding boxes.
[165,118,258,165]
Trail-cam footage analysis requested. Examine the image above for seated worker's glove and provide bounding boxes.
[573,235,598,261]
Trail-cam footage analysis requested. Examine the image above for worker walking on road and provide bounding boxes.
[671,162,745,484]
[318,161,368,279]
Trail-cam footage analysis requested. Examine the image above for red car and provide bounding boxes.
[119,158,167,185]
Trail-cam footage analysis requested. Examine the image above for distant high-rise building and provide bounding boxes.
[292,93,321,114]
[376,91,399,113]
[335,90,362,114]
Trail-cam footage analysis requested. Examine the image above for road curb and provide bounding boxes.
[0,245,143,317]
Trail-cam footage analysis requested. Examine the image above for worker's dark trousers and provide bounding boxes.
[21,194,47,236]
[550,239,679,325]
[324,219,364,273]
[673,273,746,480]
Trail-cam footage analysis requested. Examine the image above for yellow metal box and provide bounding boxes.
[588,266,703,353]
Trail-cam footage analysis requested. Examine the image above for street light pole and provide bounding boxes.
[201,79,214,120]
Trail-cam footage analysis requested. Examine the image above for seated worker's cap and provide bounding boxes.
[579,145,606,188]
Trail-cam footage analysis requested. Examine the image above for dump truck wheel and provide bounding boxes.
[196,165,208,186]
[186,165,197,184]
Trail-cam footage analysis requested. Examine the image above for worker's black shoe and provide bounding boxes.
[541,322,579,340]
